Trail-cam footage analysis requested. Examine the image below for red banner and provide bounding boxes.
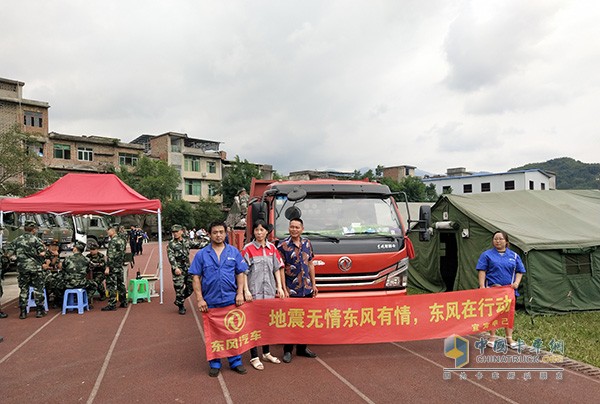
[202,287,515,360]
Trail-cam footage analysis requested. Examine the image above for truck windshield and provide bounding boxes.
[274,196,404,238]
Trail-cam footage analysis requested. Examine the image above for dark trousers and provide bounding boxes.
[284,292,312,354]
[250,345,270,359]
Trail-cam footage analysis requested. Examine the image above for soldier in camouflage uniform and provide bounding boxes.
[42,239,63,307]
[0,248,7,319]
[14,221,47,319]
[102,227,127,311]
[167,224,206,315]
[61,242,97,307]
[86,240,107,301]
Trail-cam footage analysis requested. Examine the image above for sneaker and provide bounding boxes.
[101,305,117,311]
[178,305,186,315]
[232,365,247,375]
[282,352,292,363]
[0,311,7,319]
[119,301,128,308]
[208,368,220,377]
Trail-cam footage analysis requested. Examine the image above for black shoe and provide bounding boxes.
[282,352,292,363]
[297,348,317,358]
[178,305,186,315]
[0,312,7,319]
[101,305,117,311]
[136,271,141,280]
[19,309,27,320]
[36,306,47,318]
[209,368,220,377]
[232,365,247,375]
[120,301,128,308]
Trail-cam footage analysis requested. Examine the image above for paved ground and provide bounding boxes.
[1,242,599,403]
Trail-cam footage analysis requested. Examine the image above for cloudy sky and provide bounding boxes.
[3,0,599,175]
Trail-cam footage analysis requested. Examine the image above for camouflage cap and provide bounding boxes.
[24,220,38,228]
[171,224,183,232]
[46,238,59,246]
[74,241,86,252]
[88,239,99,249]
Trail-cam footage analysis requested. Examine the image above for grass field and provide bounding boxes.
[407,287,600,368]
[513,310,600,368]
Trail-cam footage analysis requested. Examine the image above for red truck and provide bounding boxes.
[233,178,430,296]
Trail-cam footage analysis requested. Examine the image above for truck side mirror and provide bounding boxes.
[419,205,431,242]
[250,201,268,223]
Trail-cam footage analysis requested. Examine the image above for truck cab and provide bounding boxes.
[245,179,422,295]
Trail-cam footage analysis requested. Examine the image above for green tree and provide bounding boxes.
[380,176,438,202]
[115,156,180,203]
[221,155,261,207]
[375,165,385,178]
[162,199,195,230]
[193,198,225,230]
[0,126,56,196]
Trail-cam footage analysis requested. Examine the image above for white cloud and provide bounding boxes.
[1,0,599,176]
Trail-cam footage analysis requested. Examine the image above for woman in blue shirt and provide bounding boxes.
[477,231,526,349]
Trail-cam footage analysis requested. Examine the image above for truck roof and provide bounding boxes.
[267,179,393,197]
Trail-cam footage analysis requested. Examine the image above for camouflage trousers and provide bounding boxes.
[106,267,126,307]
[18,270,46,308]
[172,268,193,306]
[45,272,65,305]
[92,270,107,298]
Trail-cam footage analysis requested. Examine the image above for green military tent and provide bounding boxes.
[408,190,600,314]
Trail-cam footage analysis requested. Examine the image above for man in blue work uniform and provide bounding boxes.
[190,220,248,377]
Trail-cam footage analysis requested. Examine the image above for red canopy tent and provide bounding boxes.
[0,173,166,303]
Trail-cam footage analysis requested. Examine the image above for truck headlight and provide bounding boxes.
[385,259,408,288]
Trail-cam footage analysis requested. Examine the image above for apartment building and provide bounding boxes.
[45,132,144,175]
[131,132,224,203]
[422,167,556,195]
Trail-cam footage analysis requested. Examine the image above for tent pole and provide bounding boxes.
[157,209,164,304]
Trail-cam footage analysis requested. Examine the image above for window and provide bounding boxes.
[185,179,201,196]
[564,253,592,276]
[78,147,93,161]
[529,180,534,190]
[27,142,44,157]
[481,183,491,192]
[171,138,181,153]
[24,110,42,127]
[119,152,139,166]
[442,186,451,194]
[207,161,217,174]
[541,183,546,190]
[504,180,515,191]
[54,144,71,159]
[184,156,201,172]
[208,183,219,197]
[463,184,472,193]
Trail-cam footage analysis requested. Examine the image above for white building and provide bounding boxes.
[422,168,556,195]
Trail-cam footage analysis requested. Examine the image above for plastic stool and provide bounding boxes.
[26,287,49,313]
[128,279,151,304]
[62,288,89,314]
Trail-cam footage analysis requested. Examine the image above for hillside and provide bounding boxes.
[510,157,600,189]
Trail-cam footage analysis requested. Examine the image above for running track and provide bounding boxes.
[1,242,599,403]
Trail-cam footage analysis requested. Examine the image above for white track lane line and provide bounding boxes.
[0,311,60,364]
[391,342,518,404]
[86,305,132,404]
[316,357,376,404]
[190,300,234,404]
